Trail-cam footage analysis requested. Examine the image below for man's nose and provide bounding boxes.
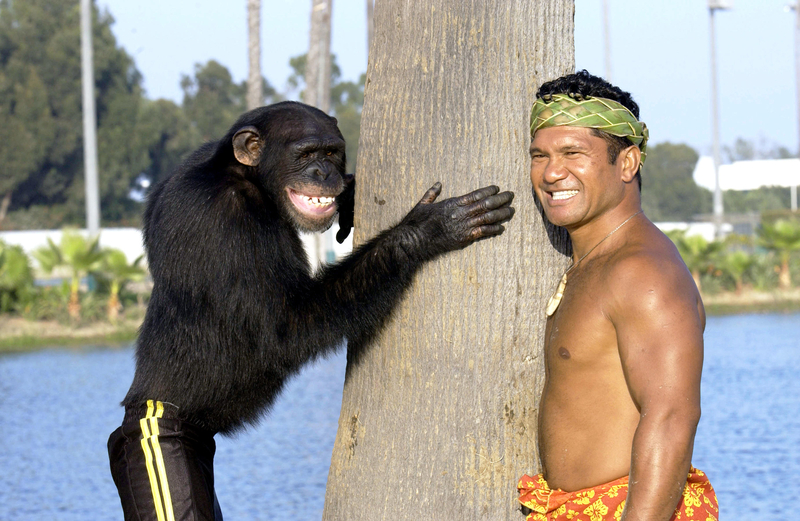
[541,157,569,183]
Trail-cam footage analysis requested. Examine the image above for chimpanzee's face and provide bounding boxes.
[278,118,347,232]
[232,105,348,233]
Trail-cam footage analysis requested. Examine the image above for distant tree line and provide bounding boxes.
[0,0,364,230]
[0,1,792,231]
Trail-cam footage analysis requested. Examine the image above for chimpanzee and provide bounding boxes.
[107,101,515,520]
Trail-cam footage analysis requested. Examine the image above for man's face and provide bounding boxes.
[529,126,628,230]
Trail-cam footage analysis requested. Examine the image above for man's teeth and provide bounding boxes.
[305,195,334,207]
[551,190,578,200]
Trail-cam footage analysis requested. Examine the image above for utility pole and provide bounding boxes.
[80,0,100,237]
[793,2,800,211]
[602,0,612,81]
[708,1,731,238]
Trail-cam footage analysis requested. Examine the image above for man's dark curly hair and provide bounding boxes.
[536,70,643,190]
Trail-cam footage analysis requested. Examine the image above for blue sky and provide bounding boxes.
[98,0,798,157]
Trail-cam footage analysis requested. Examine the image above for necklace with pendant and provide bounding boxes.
[545,210,643,317]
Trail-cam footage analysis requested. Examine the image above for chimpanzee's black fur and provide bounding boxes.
[121,101,514,435]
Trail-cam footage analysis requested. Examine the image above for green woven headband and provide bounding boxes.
[530,93,649,167]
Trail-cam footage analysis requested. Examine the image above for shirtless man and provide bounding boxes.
[517,71,718,521]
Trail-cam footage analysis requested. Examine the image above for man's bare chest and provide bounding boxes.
[544,273,618,366]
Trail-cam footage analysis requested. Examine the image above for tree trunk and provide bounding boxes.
[108,280,121,324]
[68,276,81,321]
[246,0,262,110]
[779,256,792,289]
[366,0,374,56]
[305,0,334,267]
[305,0,333,113]
[323,2,574,519]
[0,190,11,225]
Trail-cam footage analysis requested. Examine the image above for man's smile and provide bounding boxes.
[548,189,579,201]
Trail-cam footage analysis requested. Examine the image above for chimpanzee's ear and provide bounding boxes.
[336,174,356,244]
[232,126,262,166]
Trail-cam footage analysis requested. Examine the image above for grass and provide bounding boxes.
[1,289,798,353]
[701,288,800,316]
[0,315,142,353]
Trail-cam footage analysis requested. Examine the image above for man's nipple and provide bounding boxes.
[558,347,570,359]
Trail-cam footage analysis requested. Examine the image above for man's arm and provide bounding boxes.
[608,252,705,521]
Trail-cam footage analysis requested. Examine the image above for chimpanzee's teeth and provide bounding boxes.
[305,195,334,206]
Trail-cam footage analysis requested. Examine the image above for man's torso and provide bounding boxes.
[537,222,700,492]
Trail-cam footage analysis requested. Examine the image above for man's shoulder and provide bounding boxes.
[604,227,700,315]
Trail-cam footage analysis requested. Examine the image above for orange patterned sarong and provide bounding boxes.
[517,467,718,521]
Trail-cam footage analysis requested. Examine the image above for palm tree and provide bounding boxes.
[0,240,34,312]
[666,230,723,293]
[322,1,574,517]
[99,249,146,324]
[33,229,106,320]
[719,250,753,294]
[757,218,800,289]
[246,0,262,110]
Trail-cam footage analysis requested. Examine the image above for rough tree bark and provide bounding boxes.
[323,1,574,519]
[246,0,262,110]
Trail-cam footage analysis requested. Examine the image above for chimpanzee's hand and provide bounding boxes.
[398,182,515,260]
[336,173,355,244]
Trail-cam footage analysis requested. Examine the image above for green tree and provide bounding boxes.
[724,136,794,162]
[723,186,792,214]
[666,230,723,293]
[181,60,246,143]
[331,73,365,171]
[640,142,711,222]
[97,248,145,323]
[136,98,196,185]
[757,218,800,289]
[718,250,753,294]
[0,239,34,312]
[0,0,152,227]
[33,229,105,320]
[181,59,279,145]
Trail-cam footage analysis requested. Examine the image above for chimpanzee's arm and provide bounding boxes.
[285,183,514,360]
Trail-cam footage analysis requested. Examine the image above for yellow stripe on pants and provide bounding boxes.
[139,400,175,521]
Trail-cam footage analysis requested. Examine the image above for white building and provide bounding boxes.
[693,156,799,210]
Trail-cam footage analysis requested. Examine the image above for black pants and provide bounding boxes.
[108,400,223,521]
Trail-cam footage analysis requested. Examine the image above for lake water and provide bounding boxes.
[0,313,798,520]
